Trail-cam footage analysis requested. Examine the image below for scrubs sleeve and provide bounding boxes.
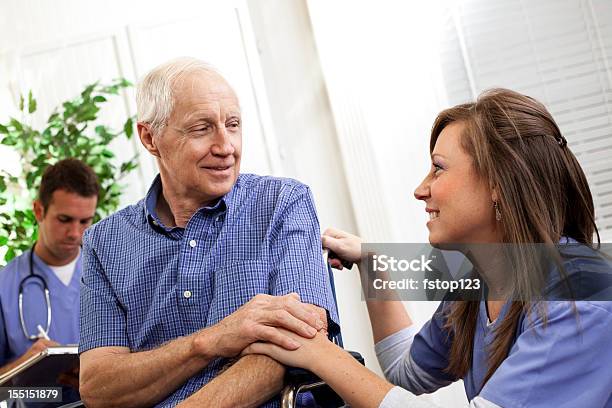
[0,297,7,366]
[379,387,502,408]
[480,301,612,408]
[407,301,459,391]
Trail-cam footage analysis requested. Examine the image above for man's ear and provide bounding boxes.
[138,122,161,158]
[33,200,45,223]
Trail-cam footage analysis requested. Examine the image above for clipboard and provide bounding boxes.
[0,346,78,387]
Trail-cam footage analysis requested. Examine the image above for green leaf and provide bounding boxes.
[1,136,16,146]
[0,124,8,134]
[26,172,37,189]
[28,90,37,113]
[47,112,60,123]
[101,149,115,158]
[32,154,48,167]
[63,101,76,119]
[81,82,98,100]
[115,78,133,87]
[123,117,134,138]
[0,236,7,246]
[5,247,15,262]
[93,95,107,103]
[19,94,24,112]
[75,104,100,122]
[120,157,139,174]
[9,118,23,132]
[41,127,52,139]
[101,85,119,95]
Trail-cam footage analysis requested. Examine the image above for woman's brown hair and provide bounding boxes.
[430,88,599,385]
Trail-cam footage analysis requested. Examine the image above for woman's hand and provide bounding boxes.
[242,328,335,372]
[322,227,363,269]
[245,328,396,408]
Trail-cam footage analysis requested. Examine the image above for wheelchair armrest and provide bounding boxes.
[282,351,364,407]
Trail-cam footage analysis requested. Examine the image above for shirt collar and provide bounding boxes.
[144,174,240,233]
[28,248,83,289]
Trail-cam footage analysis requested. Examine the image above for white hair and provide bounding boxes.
[136,57,219,135]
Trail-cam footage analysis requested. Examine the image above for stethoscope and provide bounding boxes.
[18,243,52,341]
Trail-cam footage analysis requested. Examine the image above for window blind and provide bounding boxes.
[439,0,612,239]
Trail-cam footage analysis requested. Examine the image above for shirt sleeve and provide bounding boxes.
[79,228,129,354]
[379,387,501,408]
[375,325,453,395]
[267,184,340,337]
[405,301,459,392]
[480,301,612,408]
[0,296,7,366]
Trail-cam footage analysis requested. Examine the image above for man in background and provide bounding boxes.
[0,158,99,402]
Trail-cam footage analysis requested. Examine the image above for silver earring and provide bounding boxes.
[494,201,502,221]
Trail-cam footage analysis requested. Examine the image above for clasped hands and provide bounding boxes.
[191,292,331,371]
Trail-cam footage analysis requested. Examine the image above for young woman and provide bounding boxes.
[243,89,612,407]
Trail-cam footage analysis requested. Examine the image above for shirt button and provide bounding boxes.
[183,290,192,299]
[189,239,197,248]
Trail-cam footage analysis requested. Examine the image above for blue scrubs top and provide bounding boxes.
[0,249,81,366]
[409,241,612,407]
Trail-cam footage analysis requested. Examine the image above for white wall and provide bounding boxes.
[246,0,383,378]
[0,0,277,208]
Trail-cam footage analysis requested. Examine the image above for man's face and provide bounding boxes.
[34,189,97,263]
[154,71,242,204]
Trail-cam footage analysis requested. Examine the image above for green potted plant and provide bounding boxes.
[0,79,139,265]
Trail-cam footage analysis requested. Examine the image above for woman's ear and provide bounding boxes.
[491,186,499,203]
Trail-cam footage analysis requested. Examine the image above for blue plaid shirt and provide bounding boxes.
[80,174,339,407]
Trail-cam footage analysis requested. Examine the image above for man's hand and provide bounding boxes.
[0,339,59,377]
[24,338,59,358]
[198,293,325,358]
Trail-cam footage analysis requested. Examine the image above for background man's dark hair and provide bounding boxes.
[38,159,100,211]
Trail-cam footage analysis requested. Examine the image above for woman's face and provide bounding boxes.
[414,121,500,245]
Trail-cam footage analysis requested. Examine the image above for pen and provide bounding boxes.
[37,324,50,340]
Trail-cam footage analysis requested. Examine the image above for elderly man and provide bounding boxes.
[78,57,339,407]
